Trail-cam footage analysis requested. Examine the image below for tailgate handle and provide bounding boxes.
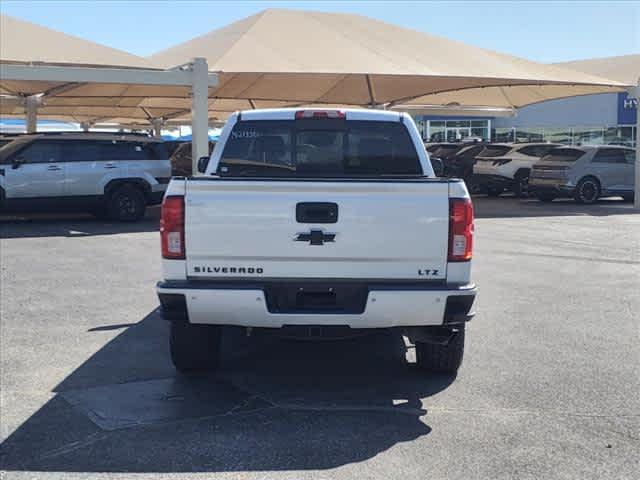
[296,202,338,223]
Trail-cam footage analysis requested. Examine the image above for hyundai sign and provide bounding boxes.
[618,92,638,125]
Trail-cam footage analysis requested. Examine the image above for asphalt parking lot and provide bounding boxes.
[1,197,638,480]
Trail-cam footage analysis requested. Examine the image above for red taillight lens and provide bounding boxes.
[295,110,345,119]
[160,196,185,259]
[448,198,474,262]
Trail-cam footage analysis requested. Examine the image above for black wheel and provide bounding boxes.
[415,326,465,374]
[170,322,221,373]
[513,171,530,198]
[621,194,635,203]
[574,177,601,204]
[486,188,502,197]
[107,185,146,221]
[535,192,557,202]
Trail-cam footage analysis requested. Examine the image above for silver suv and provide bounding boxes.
[530,145,636,204]
[0,132,171,221]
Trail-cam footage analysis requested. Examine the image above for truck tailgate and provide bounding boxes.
[185,179,449,280]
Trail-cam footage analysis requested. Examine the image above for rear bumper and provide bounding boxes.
[472,174,514,189]
[529,179,575,196]
[156,280,476,328]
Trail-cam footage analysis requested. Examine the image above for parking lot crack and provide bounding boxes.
[37,431,110,461]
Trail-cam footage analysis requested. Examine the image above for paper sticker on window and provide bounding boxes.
[135,146,142,151]
[232,130,262,139]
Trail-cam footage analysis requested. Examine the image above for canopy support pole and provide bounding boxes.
[629,81,640,210]
[80,121,91,132]
[191,57,209,175]
[635,82,639,210]
[25,95,39,133]
[151,118,163,138]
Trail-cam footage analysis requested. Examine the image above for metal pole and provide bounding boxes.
[151,118,163,138]
[80,121,91,132]
[25,95,39,133]
[191,57,209,175]
[634,82,639,209]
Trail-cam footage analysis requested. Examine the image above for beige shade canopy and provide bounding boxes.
[150,8,628,108]
[0,15,227,124]
[1,9,631,127]
[404,54,640,110]
[554,54,639,86]
[0,14,154,69]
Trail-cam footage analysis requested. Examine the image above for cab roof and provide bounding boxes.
[235,108,406,122]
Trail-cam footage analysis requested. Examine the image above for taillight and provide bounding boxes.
[493,158,512,166]
[448,198,474,262]
[160,196,185,259]
[295,110,345,119]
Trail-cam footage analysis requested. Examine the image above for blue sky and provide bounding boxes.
[1,1,638,62]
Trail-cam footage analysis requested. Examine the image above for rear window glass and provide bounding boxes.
[540,148,585,162]
[593,148,627,164]
[431,145,460,157]
[456,145,484,159]
[218,120,422,177]
[478,145,512,157]
[517,145,557,157]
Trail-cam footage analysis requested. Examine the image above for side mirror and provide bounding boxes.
[11,156,25,169]
[430,157,444,177]
[196,156,210,174]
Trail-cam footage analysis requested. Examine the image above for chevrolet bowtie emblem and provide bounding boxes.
[294,229,336,246]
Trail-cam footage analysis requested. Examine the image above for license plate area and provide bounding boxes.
[264,282,368,314]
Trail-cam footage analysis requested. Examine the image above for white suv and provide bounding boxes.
[473,143,561,197]
[0,133,171,221]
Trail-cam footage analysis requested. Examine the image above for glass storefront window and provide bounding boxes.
[571,128,604,145]
[425,119,491,142]
[515,128,544,143]
[543,128,573,144]
[471,127,488,139]
[493,128,514,142]
[604,126,635,146]
[445,120,471,128]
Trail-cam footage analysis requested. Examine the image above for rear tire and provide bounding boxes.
[170,322,221,373]
[107,185,146,222]
[513,171,530,198]
[574,177,600,204]
[415,327,465,374]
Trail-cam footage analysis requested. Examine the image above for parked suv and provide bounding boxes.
[530,145,636,203]
[445,143,486,181]
[473,143,561,197]
[0,132,171,221]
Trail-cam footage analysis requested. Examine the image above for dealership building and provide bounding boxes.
[415,54,638,147]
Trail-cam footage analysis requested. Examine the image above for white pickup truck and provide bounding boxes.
[156,108,476,374]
